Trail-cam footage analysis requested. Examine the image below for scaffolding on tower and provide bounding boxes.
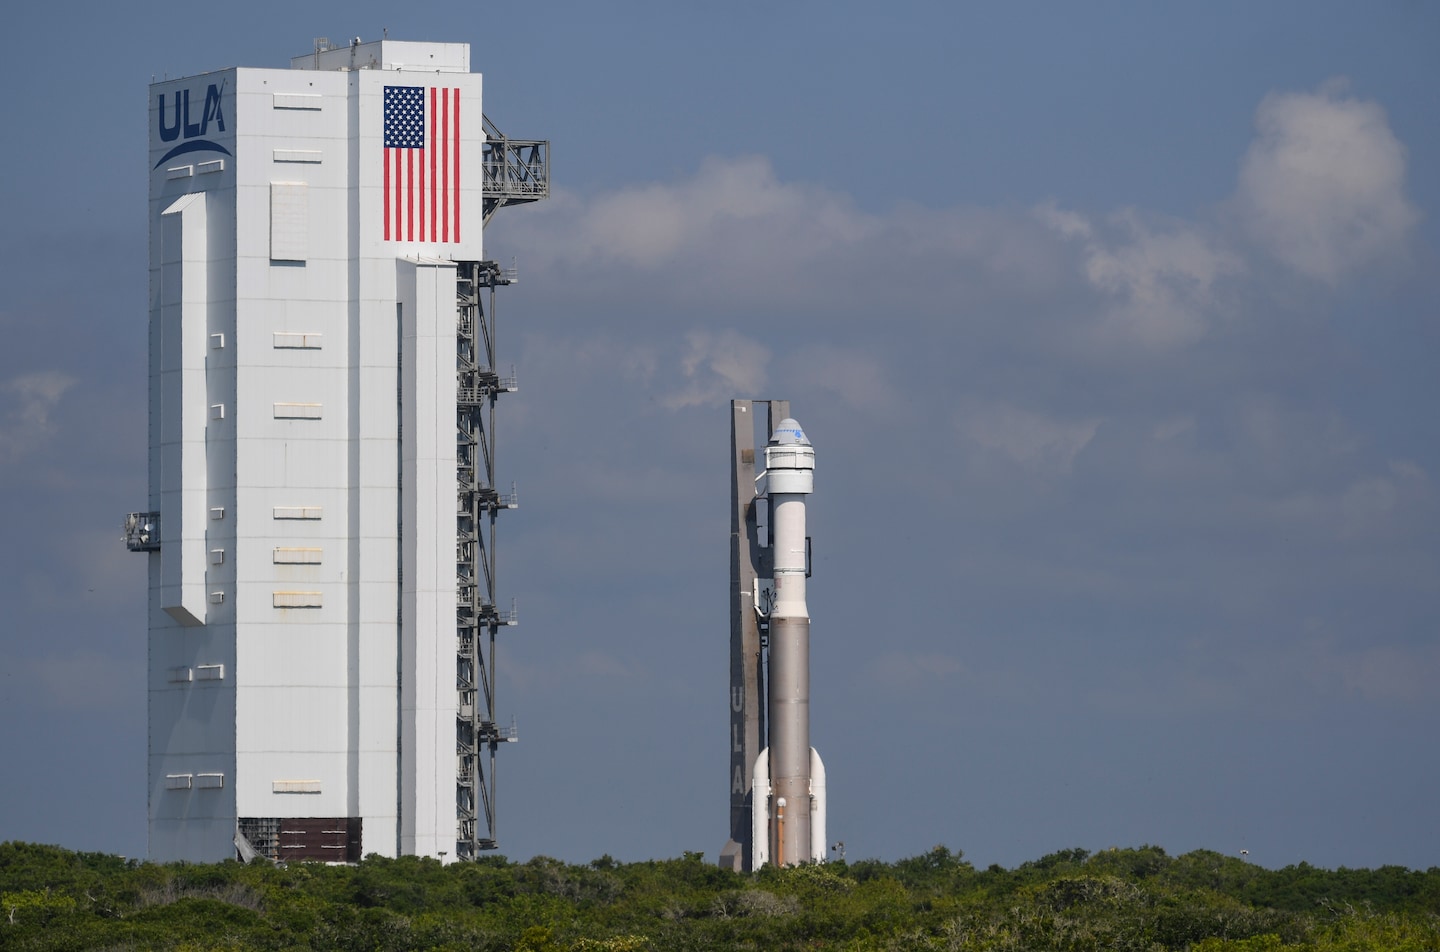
[454,115,548,859]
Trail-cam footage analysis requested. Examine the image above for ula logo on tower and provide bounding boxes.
[153,81,232,169]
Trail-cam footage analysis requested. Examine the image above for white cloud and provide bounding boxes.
[1236,397,1360,478]
[1037,204,1241,350]
[1295,634,1440,706]
[662,329,769,409]
[1151,416,1195,442]
[783,344,899,413]
[517,155,870,274]
[493,156,1078,331]
[1234,80,1419,282]
[0,371,76,465]
[1336,460,1432,539]
[1335,645,1440,704]
[524,334,661,387]
[955,400,1102,479]
[1088,633,1440,715]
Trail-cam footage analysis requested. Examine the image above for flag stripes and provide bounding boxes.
[383,85,461,243]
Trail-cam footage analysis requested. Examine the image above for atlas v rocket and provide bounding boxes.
[722,401,827,870]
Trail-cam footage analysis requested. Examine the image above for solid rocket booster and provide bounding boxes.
[759,418,825,865]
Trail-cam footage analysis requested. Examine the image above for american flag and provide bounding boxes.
[383,85,461,243]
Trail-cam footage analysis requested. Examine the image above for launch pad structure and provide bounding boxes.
[128,37,547,864]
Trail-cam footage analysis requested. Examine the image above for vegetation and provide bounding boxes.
[2,841,1437,950]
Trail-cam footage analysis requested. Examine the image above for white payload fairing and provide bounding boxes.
[750,418,827,867]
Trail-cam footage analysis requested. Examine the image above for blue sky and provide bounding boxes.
[2,1,1438,871]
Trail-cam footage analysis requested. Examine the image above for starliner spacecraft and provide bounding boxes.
[721,401,827,870]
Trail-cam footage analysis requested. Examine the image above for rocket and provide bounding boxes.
[750,418,827,867]
[722,404,829,871]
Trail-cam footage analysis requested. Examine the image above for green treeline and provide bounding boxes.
[2,841,1438,950]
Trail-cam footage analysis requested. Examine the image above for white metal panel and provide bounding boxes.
[236,752,348,816]
[235,491,346,572]
[273,92,322,110]
[150,817,235,863]
[272,590,322,608]
[237,689,348,745]
[272,505,324,520]
[306,182,352,262]
[149,682,235,754]
[272,331,323,349]
[236,244,355,297]
[238,626,349,687]
[273,149,323,164]
[234,687,350,813]
[353,275,401,842]
[273,547,323,564]
[269,182,308,261]
[157,192,209,627]
[272,402,323,419]
[398,257,459,858]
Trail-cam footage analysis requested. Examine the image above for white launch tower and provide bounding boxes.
[126,38,547,863]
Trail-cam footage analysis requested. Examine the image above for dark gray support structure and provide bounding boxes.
[482,116,549,226]
[455,261,519,858]
[721,398,788,872]
[451,111,548,860]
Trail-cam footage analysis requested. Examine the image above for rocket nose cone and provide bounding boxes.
[769,418,810,446]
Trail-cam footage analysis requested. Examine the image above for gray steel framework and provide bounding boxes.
[455,260,519,858]
[482,115,549,226]
[454,110,549,859]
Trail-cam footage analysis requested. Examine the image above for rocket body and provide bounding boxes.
[723,407,827,872]
[760,419,822,866]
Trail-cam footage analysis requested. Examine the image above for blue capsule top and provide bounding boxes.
[769,418,810,446]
